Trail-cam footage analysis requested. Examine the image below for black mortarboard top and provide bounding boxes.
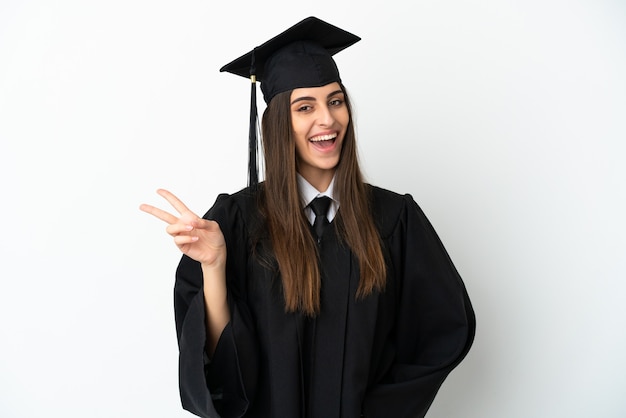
[219,17,361,187]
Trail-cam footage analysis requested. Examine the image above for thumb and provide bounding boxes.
[192,218,218,231]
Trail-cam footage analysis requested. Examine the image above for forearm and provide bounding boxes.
[202,262,230,356]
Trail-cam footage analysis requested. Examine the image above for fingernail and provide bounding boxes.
[185,225,193,231]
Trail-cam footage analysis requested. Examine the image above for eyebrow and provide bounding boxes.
[290,89,344,105]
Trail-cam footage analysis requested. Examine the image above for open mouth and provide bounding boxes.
[309,133,337,149]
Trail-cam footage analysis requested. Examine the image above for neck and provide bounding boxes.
[298,169,335,192]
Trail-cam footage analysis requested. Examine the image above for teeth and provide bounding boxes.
[310,134,337,142]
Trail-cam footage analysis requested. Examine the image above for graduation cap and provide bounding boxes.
[220,16,361,187]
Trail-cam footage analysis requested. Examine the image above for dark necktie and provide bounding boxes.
[309,196,332,243]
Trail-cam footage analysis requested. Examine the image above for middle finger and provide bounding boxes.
[140,203,179,225]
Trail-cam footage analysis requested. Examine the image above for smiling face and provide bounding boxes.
[290,82,349,192]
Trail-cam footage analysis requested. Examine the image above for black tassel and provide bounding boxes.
[248,50,259,188]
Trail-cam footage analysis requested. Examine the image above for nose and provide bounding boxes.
[317,104,335,127]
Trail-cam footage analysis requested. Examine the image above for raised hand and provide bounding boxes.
[140,189,226,267]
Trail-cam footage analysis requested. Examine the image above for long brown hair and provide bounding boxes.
[260,84,387,316]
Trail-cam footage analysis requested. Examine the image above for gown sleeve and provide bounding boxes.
[174,193,259,418]
[362,194,476,418]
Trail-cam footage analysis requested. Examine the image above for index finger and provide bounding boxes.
[157,189,192,215]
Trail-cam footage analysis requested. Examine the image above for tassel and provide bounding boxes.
[248,50,259,188]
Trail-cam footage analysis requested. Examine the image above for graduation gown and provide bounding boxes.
[174,185,475,418]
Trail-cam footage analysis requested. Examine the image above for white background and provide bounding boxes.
[1,1,625,417]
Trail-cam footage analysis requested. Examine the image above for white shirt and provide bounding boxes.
[297,173,340,225]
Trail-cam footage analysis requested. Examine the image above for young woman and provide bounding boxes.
[141,17,475,418]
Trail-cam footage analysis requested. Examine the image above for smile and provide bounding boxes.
[309,133,337,142]
[308,133,338,151]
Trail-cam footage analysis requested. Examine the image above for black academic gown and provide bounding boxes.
[174,185,475,418]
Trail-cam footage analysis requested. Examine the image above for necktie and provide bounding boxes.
[309,196,332,243]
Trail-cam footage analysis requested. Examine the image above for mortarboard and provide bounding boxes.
[219,16,361,187]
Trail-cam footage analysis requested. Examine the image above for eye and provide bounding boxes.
[329,98,344,107]
[296,104,312,112]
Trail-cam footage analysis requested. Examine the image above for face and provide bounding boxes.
[290,82,349,191]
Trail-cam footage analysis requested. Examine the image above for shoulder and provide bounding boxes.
[211,185,259,209]
[368,184,417,212]
[369,184,406,203]
[203,185,264,232]
[205,184,261,212]
[367,184,428,238]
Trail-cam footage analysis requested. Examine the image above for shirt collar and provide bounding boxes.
[297,173,340,223]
